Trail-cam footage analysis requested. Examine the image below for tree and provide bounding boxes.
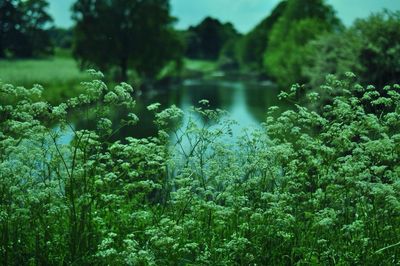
[303,10,400,89]
[237,0,287,71]
[19,0,53,57]
[354,10,400,87]
[48,27,74,49]
[72,0,183,81]
[303,31,363,88]
[0,0,53,58]
[184,17,239,60]
[0,0,22,58]
[263,0,342,87]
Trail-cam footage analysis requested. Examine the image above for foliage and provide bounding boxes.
[302,31,363,89]
[305,10,400,89]
[72,0,184,81]
[0,73,399,264]
[48,27,74,50]
[218,38,241,71]
[263,0,342,87]
[184,17,240,60]
[354,10,400,87]
[268,75,400,264]
[236,0,287,71]
[0,0,53,58]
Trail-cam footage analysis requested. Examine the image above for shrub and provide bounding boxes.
[305,10,400,89]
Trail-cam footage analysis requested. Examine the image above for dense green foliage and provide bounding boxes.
[305,10,400,89]
[49,27,74,50]
[252,2,400,91]
[0,0,53,58]
[72,0,184,81]
[263,0,342,87]
[354,11,400,87]
[185,17,240,61]
[302,31,362,89]
[236,0,287,71]
[1,73,399,264]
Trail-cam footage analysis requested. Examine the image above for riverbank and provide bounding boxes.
[0,53,273,105]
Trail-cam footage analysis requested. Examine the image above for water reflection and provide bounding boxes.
[72,78,283,140]
[244,82,282,122]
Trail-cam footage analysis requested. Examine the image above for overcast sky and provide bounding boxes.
[48,0,400,33]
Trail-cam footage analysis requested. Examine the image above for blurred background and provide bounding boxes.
[1,0,400,136]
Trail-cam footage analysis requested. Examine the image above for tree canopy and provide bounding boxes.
[263,0,342,87]
[72,0,184,81]
[49,27,73,49]
[185,17,239,60]
[0,0,53,58]
[304,10,400,89]
[354,11,400,87]
[237,0,287,71]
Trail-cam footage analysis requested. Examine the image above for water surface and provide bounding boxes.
[70,77,283,140]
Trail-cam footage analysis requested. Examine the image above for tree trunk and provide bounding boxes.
[0,22,4,58]
[120,57,128,82]
[0,36,5,58]
[2,222,9,266]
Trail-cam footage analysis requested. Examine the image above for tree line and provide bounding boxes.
[233,0,400,91]
[1,0,399,89]
[0,0,241,82]
[1,0,185,82]
[0,0,53,58]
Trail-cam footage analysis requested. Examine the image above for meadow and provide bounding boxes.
[0,53,220,104]
[183,59,217,73]
[0,51,89,103]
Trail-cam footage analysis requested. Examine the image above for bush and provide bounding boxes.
[305,10,400,89]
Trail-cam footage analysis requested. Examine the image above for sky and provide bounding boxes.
[48,0,400,33]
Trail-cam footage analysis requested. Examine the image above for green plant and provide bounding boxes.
[0,73,399,265]
[304,10,400,90]
[72,0,183,81]
[263,0,342,88]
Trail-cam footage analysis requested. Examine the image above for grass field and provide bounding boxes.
[0,54,89,103]
[183,59,217,73]
[0,55,219,103]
